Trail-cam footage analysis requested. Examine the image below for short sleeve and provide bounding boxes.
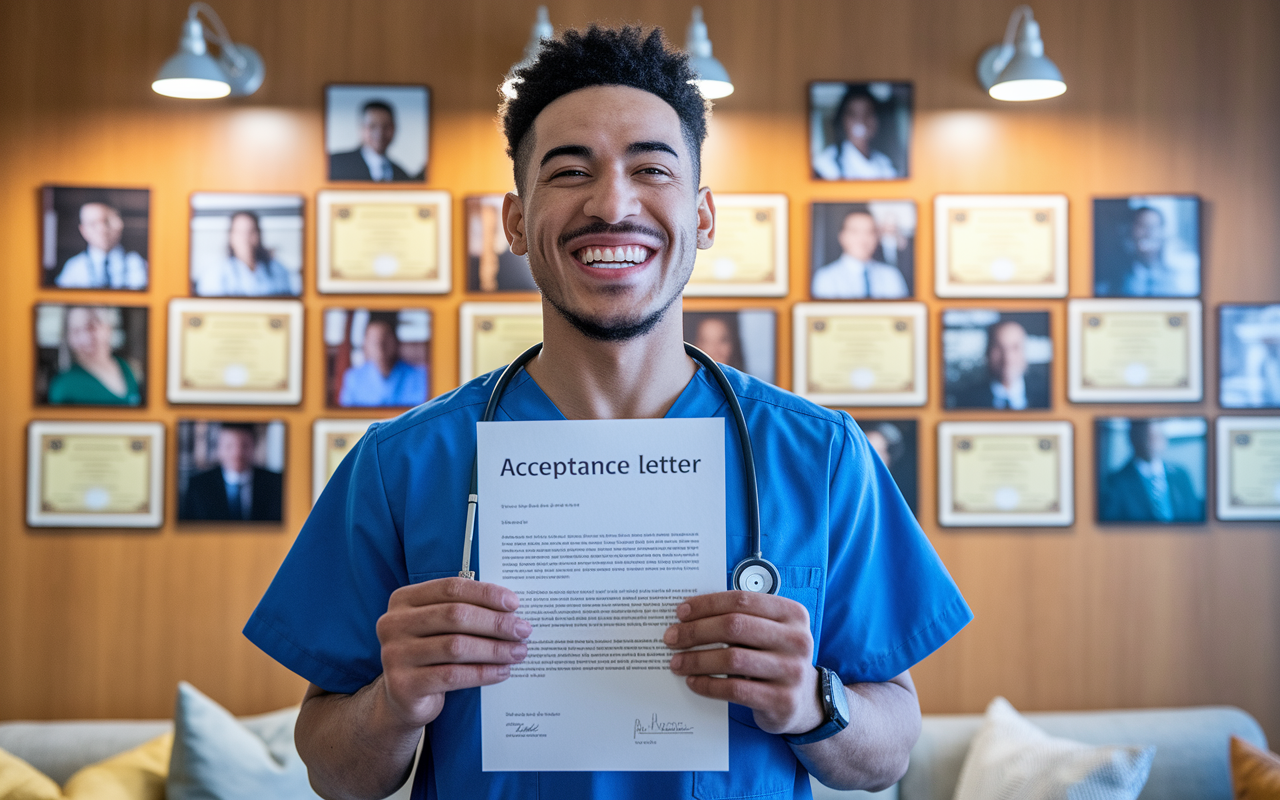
[818,415,972,684]
[243,424,409,694]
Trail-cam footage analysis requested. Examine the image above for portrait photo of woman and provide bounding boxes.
[34,304,147,407]
[809,81,913,181]
[190,193,304,297]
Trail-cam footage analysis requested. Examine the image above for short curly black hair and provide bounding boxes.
[499,25,710,195]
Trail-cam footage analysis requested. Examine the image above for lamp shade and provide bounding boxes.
[501,6,554,99]
[977,6,1066,102]
[686,7,733,99]
[152,17,231,98]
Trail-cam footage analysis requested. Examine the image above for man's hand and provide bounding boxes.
[376,578,530,730]
[664,591,822,736]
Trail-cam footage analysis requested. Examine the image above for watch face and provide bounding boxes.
[825,667,851,724]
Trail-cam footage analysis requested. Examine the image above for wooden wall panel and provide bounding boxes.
[1,0,1277,744]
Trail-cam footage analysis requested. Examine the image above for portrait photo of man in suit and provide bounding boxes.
[944,311,1052,410]
[1097,417,1206,524]
[178,421,285,523]
[41,186,150,290]
[325,85,429,182]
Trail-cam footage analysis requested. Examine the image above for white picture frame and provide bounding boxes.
[792,301,927,406]
[317,190,452,294]
[27,421,165,528]
[685,194,789,297]
[937,420,1075,528]
[1216,416,1280,521]
[312,418,381,505]
[167,298,304,405]
[1068,298,1203,403]
[934,194,1069,298]
[458,302,544,384]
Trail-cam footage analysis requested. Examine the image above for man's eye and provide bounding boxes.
[552,169,588,178]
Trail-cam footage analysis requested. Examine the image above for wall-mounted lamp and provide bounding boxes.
[686,7,733,99]
[152,2,264,99]
[976,5,1065,101]
[501,6,554,100]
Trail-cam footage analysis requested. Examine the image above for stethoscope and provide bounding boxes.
[459,342,780,595]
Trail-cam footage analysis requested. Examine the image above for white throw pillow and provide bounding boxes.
[952,697,1156,800]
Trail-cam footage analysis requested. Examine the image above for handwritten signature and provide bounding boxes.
[505,722,540,733]
[633,713,694,738]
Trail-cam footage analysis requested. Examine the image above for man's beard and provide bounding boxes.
[540,285,678,342]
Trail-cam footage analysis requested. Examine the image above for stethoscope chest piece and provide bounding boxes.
[733,557,780,595]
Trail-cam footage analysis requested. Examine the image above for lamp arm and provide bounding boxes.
[991,4,1033,74]
[187,1,247,69]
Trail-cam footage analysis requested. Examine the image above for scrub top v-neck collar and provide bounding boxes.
[492,364,730,424]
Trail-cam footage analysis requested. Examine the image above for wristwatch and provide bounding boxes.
[782,666,850,745]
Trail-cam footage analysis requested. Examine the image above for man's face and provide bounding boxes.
[79,203,123,252]
[693,318,734,364]
[363,321,399,373]
[1131,423,1168,462]
[837,213,879,262]
[1131,209,1165,260]
[216,429,256,474]
[987,322,1029,385]
[360,108,396,155]
[841,97,878,147]
[504,85,713,341]
[866,431,891,466]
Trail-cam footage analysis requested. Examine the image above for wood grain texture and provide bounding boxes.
[0,0,1276,745]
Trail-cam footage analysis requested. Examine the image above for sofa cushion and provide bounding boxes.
[0,733,170,800]
[0,722,171,787]
[952,697,1154,800]
[1232,736,1280,798]
[0,747,61,800]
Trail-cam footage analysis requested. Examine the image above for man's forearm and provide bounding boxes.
[295,678,425,800]
[790,673,921,792]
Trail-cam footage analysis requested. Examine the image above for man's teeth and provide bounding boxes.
[577,246,651,266]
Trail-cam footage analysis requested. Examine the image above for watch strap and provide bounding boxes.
[782,666,849,746]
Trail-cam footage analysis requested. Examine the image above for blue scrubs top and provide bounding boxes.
[245,366,971,800]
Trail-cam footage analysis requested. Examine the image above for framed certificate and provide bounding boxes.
[686,194,788,297]
[167,299,304,405]
[938,421,1074,527]
[1068,299,1202,403]
[793,302,927,406]
[313,419,379,504]
[459,302,543,383]
[1216,416,1280,521]
[317,190,451,294]
[934,194,1068,298]
[27,421,165,528]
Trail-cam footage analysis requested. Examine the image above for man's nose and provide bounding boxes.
[582,170,641,224]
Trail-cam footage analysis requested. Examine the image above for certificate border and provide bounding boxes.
[312,418,380,505]
[1218,302,1280,409]
[1067,298,1203,403]
[792,301,928,407]
[166,298,304,406]
[316,189,452,294]
[684,193,789,297]
[937,420,1075,527]
[27,420,165,528]
[933,194,1069,298]
[1216,416,1280,521]
[458,301,543,384]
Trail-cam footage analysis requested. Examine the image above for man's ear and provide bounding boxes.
[696,187,716,251]
[503,192,527,256]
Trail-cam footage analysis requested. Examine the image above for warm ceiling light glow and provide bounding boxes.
[152,77,231,99]
[988,78,1066,102]
[690,79,734,100]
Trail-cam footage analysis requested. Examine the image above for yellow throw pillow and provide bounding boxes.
[0,733,171,800]
[1233,736,1280,799]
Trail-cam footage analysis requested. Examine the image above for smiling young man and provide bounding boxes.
[246,26,970,800]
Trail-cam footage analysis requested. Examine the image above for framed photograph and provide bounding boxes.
[934,194,1069,298]
[1094,195,1200,297]
[177,419,286,523]
[317,190,452,294]
[937,421,1074,527]
[683,309,776,384]
[1217,416,1280,521]
[810,201,915,299]
[41,185,149,290]
[1096,416,1206,524]
[1219,303,1280,408]
[943,309,1052,411]
[324,308,431,408]
[313,419,380,504]
[34,304,147,407]
[466,194,536,292]
[190,192,304,297]
[1067,298,1202,403]
[325,84,429,182]
[686,194,788,297]
[27,421,165,528]
[792,302,927,406]
[166,299,304,405]
[808,81,912,180]
[862,419,919,516]
[459,302,543,383]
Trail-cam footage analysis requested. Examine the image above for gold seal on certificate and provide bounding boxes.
[167,299,303,405]
[934,195,1068,298]
[317,190,452,294]
[938,421,1074,527]
[686,194,788,297]
[1068,299,1203,402]
[792,302,926,406]
[313,419,379,504]
[459,302,543,382]
[1217,417,1280,520]
[27,421,165,528]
